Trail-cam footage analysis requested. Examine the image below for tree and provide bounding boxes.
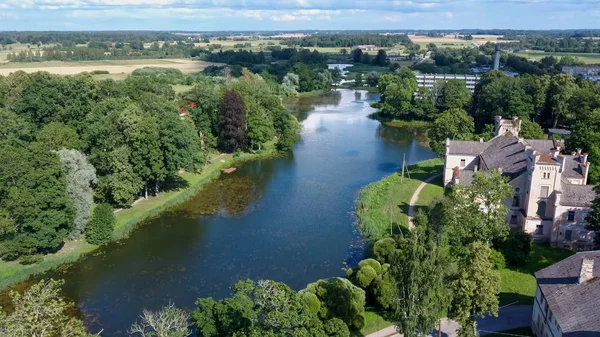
[302,277,366,330]
[281,73,300,96]
[449,242,500,337]
[35,121,81,151]
[85,203,115,245]
[129,303,191,337]
[585,185,600,249]
[315,71,333,91]
[245,98,274,151]
[0,279,91,337]
[329,68,343,85]
[392,213,449,337]
[546,74,576,128]
[374,49,388,66]
[446,171,512,255]
[96,146,143,208]
[352,48,363,63]
[493,228,532,265]
[566,108,600,184]
[439,79,471,111]
[56,149,97,240]
[428,109,474,156]
[353,73,363,87]
[219,90,247,152]
[193,279,348,337]
[518,119,545,139]
[366,72,380,87]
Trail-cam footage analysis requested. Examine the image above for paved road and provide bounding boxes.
[407,174,441,229]
[366,305,533,337]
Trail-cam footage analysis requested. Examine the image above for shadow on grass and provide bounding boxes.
[499,292,534,306]
[160,175,191,193]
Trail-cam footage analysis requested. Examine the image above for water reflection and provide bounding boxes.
[376,123,429,146]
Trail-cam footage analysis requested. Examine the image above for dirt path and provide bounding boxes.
[407,174,441,230]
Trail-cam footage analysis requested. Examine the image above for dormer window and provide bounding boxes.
[568,211,575,222]
[460,159,466,167]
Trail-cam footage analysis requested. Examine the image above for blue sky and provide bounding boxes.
[0,0,599,31]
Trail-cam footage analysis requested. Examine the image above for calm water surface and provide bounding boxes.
[44,89,434,335]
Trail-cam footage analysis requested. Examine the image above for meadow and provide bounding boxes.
[515,51,600,64]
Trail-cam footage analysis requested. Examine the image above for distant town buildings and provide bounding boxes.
[351,45,377,51]
[415,73,480,93]
[562,66,600,82]
[444,117,596,251]
[532,251,600,337]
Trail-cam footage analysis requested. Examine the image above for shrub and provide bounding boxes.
[494,228,532,266]
[19,254,43,265]
[373,237,396,263]
[300,291,321,314]
[489,248,506,270]
[90,70,109,75]
[358,258,382,274]
[86,203,116,245]
[356,265,377,288]
[372,273,398,310]
[324,318,350,337]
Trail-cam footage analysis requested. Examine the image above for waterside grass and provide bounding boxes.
[0,144,278,292]
[355,159,444,241]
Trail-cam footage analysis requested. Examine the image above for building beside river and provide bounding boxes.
[415,73,480,93]
[443,116,596,250]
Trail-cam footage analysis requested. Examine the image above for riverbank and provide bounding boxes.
[384,119,432,129]
[355,159,444,241]
[0,145,279,292]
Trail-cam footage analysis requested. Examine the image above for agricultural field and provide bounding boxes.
[515,51,600,65]
[0,58,218,77]
[409,35,475,49]
[193,38,283,52]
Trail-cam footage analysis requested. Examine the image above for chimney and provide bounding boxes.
[474,165,478,172]
[581,153,588,164]
[453,166,460,185]
[579,258,595,284]
[577,148,582,155]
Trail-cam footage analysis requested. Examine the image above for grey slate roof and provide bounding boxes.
[479,133,529,180]
[560,182,595,207]
[563,155,586,179]
[523,139,559,154]
[447,140,490,155]
[535,251,600,336]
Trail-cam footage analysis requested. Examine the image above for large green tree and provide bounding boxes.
[546,74,576,128]
[439,79,471,111]
[219,90,247,152]
[428,108,474,156]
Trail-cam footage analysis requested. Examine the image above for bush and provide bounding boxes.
[19,254,43,265]
[86,203,116,245]
[494,228,532,266]
[356,265,377,288]
[90,70,109,75]
[373,237,396,263]
[301,291,321,314]
[358,258,382,274]
[490,249,506,270]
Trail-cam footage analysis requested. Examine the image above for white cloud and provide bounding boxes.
[270,13,311,21]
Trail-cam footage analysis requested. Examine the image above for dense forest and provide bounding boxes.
[0,68,300,261]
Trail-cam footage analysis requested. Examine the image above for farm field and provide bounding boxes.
[0,43,50,62]
[409,35,475,49]
[0,58,218,76]
[515,51,600,64]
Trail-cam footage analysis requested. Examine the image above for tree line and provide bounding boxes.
[0,69,300,261]
[279,33,412,48]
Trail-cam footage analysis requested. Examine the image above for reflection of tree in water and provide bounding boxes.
[376,123,429,146]
[354,91,362,101]
[283,91,343,122]
[173,158,282,218]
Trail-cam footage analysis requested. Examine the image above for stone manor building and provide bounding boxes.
[443,116,596,250]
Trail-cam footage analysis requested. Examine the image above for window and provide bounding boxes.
[543,172,550,179]
[510,215,518,224]
[537,201,547,218]
[540,186,549,198]
[565,230,572,241]
[512,196,520,207]
[567,211,575,222]
[536,225,544,235]
[460,159,466,167]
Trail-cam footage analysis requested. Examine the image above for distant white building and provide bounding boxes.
[444,117,596,250]
[415,73,480,93]
[352,45,377,51]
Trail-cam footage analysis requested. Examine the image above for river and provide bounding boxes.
[42,89,434,335]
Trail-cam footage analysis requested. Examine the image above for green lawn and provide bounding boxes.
[384,120,432,129]
[498,245,574,305]
[515,51,600,65]
[0,147,277,292]
[356,159,444,240]
[358,310,396,336]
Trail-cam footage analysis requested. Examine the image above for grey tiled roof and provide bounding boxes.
[563,155,586,179]
[447,140,490,155]
[561,182,595,207]
[479,134,529,180]
[535,251,600,336]
[523,139,558,154]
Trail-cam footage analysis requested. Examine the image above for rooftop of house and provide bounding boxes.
[563,155,588,180]
[535,251,600,336]
[560,182,596,207]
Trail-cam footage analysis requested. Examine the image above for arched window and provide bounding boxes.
[537,201,547,218]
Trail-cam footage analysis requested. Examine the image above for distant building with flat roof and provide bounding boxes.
[415,73,480,93]
[352,45,377,51]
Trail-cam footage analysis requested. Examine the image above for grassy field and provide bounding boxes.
[355,159,444,240]
[0,59,217,76]
[357,310,396,336]
[384,120,432,129]
[515,51,600,65]
[410,35,474,49]
[0,146,277,292]
[498,245,574,305]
